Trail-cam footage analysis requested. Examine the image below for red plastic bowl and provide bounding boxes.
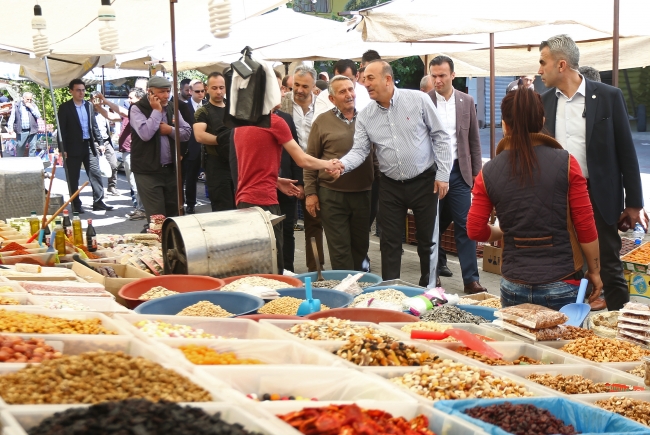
[119,275,225,309]
[305,308,419,322]
[221,274,302,289]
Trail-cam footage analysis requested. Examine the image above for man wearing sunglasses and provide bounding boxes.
[8,92,41,157]
[182,79,207,214]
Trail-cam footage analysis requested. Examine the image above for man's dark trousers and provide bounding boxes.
[378,167,438,287]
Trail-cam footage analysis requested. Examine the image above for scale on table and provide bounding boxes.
[162,207,284,278]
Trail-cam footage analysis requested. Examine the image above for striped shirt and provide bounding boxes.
[339,87,451,182]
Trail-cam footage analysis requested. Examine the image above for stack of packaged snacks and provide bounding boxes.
[617,302,650,347]
[494,304,568,341]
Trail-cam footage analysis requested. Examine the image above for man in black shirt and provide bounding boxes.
[193,72,234,211]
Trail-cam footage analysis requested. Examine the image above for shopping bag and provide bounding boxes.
[98,153,112,178]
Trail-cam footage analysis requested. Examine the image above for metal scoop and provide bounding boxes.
[559,279,591,327]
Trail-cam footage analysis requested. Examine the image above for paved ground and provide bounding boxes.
[33,124,650,301]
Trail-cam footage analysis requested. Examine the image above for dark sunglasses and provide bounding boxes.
[194,90,205,93]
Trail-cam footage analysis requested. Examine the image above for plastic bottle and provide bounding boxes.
[72,212,83,246]
[86,219,97,252]
[62,210,72,240]
[29,211,40,235]
[54,219,66,255]
[634,223,645,245]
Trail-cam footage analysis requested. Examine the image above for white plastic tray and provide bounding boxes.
[0,293,30,306]
[196,366,417,409]
[0,338,225,408]
[155,338,347,373]
[113,313,285,344]
[264,400,489,435]
[0,307,132,336]
[258,318,382,346]
[601,362,645,380]
[430,341,585,367]
[494,364,647,397]
[540,340,649,367]
[573,391,650,426]
[26,295,131,316]
[1,403,289,435]
[363,365,555,406]
[0,282,26,293]
[380,322,523,342]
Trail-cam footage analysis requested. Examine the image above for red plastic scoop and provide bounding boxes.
[410,328,503,360]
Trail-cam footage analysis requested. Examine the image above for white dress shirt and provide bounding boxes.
[555,75,588,177]
[435,90,458,162]
[190,98,202,112]
[292,94,315,150]
[340,88,451,182]
[313,82,371,120]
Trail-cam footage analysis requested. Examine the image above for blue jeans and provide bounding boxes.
[16,131,38,157]
[500,278,579,311]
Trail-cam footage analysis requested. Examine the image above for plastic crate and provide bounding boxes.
[0,307,132,336]
[26,295,131,316]
[264,401,489,435]
[380,322,523,343]
[495,364,647,397]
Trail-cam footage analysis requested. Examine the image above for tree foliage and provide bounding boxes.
[14,81,95,126]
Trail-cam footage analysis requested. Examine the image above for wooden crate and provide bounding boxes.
[406,215,483,258]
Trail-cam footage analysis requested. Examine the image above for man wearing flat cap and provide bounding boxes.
[129,76,192,220]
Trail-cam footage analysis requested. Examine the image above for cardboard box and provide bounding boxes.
[629,272,650,299]
[482,244,502,275]
[71,262,151,306]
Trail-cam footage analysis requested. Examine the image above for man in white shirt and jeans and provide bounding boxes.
[313,59,371,120]
[280,65,324,272]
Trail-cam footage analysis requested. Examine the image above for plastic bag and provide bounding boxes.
[98,153,112,178]
[495,303,568,329]
[495,319,565,341]
[333,273,364,296]
[434,397,648,434]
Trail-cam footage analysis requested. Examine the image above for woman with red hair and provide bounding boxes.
[467,87,603,309]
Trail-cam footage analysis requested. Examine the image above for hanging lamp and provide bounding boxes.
[208,0,232,38]
[32,4,49,58]
[98,0,119,52]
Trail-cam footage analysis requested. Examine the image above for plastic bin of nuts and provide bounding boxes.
[196,366,418,412]
[430,341,585,367]
[0,338,226,408]
[1,402,291,435]
[363,361,553,406]
[264,401,489,435]
[154,338,347,373]
[540,336,650,367]
[574,392,650,427]
[494,364,646,397]
[380,322,523,343]
[0,308,132,336]
[113,313,286,344]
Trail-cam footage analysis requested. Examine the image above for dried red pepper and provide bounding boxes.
[277,404,436,435]
[0,242,26,252]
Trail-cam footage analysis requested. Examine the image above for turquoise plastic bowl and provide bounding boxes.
[294,270,383,287]
[275,288,354,314]
[134,291,264,316]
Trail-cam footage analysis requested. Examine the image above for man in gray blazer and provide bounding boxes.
[428,56,486,294]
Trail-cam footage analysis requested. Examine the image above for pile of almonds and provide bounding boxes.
[525,373,610,394]
[559,336,650,362]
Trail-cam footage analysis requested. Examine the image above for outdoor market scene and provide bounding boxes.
[3,0,650,434]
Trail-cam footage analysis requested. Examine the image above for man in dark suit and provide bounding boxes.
[57,79,113,213]
[539,34,645,311]
[428,56,486,294]
[183,80,206,214]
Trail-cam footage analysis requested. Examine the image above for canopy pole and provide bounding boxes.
[169,0,184,217]
[39,88,49,160]
[489,33,495,159]
[612,0,620,87]
[101,66,106,93]
[44,56,68,186]
[424,55,429,75]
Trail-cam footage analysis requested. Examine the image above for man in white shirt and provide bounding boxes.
[279,65,324,271]
[428,56,485,294]
[313,59,371,120]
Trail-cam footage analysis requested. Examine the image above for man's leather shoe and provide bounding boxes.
[185,205,195,214]
[464,281,488,294]
[436,276,442,287]
[589,297,607,311]
[92,202,114,211]
[439,265,453,277]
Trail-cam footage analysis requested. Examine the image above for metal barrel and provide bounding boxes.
[162,207,277,277]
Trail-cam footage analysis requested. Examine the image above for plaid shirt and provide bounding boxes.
[332,107,357,125]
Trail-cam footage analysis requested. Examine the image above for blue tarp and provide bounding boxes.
[434,397,648,435]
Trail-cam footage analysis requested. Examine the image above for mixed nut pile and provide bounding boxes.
[559,336,650,362]
[287,318,385,341]
[454,347,542,366]
[335,333,439,366]
[525,373,611,394]
[595,396,650,426]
